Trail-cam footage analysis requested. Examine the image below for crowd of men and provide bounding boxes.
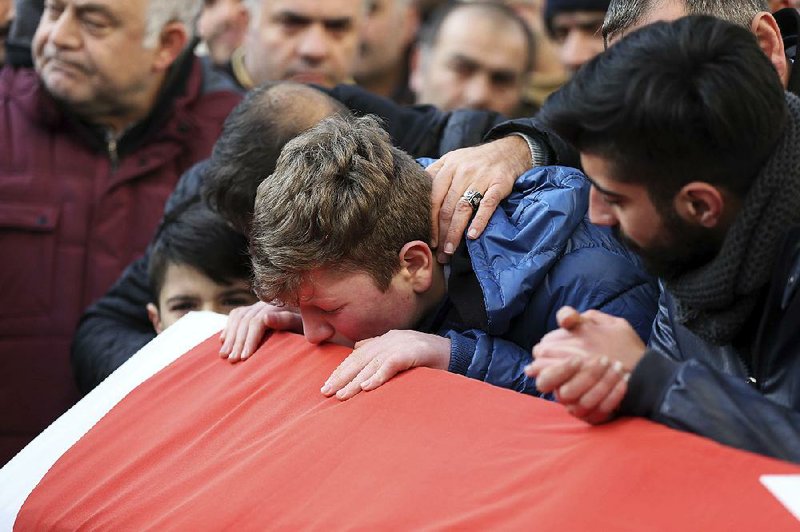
[1,0,799,470]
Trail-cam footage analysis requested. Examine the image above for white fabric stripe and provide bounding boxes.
[761,475,800,522]
[0,311,227,531]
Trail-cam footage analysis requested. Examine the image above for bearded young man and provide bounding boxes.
[527,16,800,464]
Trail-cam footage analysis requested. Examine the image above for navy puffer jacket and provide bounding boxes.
[416,161,659,396]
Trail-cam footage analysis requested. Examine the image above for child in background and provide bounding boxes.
[146,198,258,333]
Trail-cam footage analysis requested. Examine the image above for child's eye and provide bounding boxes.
[170,302,198,312]
[321,306,343,315]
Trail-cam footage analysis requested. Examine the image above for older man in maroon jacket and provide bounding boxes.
[0,0,241,464]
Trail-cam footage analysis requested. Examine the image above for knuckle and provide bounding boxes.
[455,199,474,213]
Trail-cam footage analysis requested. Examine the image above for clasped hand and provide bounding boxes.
[526,307,646,424]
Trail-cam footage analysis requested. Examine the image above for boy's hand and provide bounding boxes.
[320,330,451,401]
[219,301,302,362]
[427,136,530,263]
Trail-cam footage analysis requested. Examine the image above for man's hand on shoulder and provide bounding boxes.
[321,330,451,401]
[426,136,531,263]
[219,301,303,362]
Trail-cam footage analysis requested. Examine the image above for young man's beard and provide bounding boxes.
[613,209,725,281]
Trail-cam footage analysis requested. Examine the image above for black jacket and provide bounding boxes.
[620,227,800,463]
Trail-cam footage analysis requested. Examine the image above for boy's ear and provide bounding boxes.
[147,303,164,335]
[398,240,435,293]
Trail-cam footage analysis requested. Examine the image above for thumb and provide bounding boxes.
[556,306,581,330]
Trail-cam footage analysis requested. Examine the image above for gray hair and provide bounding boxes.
[603,0,769,44]
[143,0,203,48]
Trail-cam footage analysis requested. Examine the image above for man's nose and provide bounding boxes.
[588,186,617,226]
[462,74,493,109]
[296,23,330,63]
[49,8,82,49]
[559,29,597,73]
[301,313,335,345]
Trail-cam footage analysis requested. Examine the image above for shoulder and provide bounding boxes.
[181,56,243,121]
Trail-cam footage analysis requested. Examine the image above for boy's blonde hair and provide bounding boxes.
[250,114,432,305]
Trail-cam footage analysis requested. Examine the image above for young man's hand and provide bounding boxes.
[426,136,531,263]
[219,301,302,362]
[321,330,451,401]
[525,307,646,424]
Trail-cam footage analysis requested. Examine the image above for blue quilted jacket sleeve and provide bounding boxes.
[446,329,541,396]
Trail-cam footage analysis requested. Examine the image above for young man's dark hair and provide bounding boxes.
[147,197,257,333]
[542,14,786,209]
[148,197,252,301]
[204,82,350,233]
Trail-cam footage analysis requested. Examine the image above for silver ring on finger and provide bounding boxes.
[462,189,483,213]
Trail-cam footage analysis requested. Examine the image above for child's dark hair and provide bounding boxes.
[148,196,253,305]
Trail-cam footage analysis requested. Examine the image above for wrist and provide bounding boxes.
[509,132,551,169]
[497,135,534,176]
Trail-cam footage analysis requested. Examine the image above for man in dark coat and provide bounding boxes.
[0,0,241,464]
[529,15,800,464]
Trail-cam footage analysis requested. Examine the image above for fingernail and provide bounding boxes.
[444,242,454,255]
[612,360,624,374]
[600,356,609,367]
[569,356,581,368]
[623,372,631,382]
[467,228,478,239]
[320,384,331,394]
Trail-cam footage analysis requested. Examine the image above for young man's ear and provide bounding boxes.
[673,182,725,228]
[751,12,789,87]
[152,22,190,72]
[398,240,435,293]
[147,302,164,335]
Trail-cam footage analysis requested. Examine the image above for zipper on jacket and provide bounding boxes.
[738,354,758,389]
[106,131,120,171]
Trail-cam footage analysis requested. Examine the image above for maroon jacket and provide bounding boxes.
[0,56,241,464]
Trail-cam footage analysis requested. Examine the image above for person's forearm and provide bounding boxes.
[621,352,800,463]
[485,115,580,169]
[446,330,541,396]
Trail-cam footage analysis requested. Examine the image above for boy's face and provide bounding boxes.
[148,263,259,333]
[295,268,424,348]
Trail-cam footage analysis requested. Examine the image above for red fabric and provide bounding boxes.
[17,332,800,529]
[0,63,241,463]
